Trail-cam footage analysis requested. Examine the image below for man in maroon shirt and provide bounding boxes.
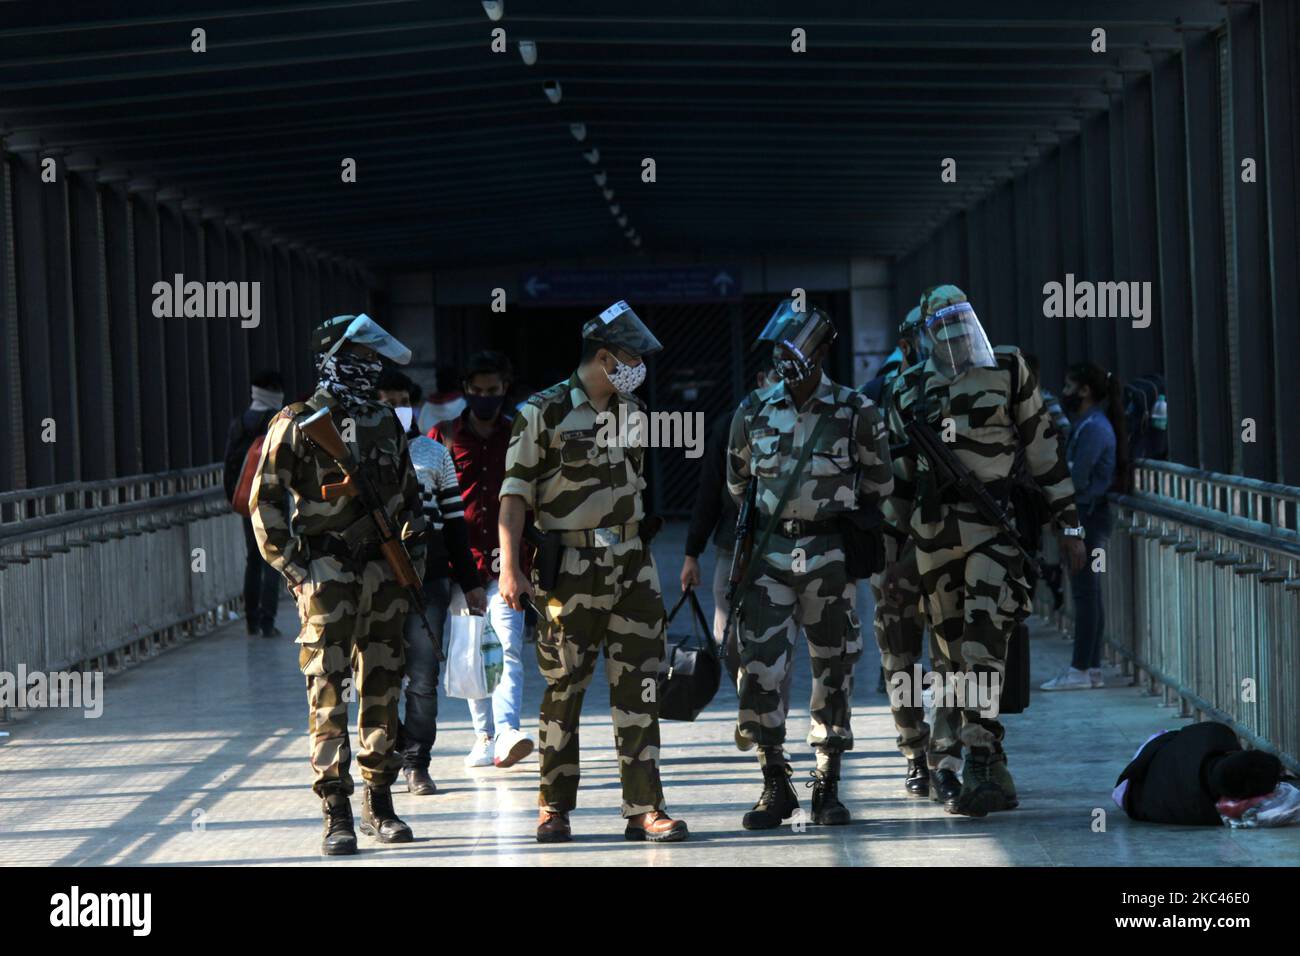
[431,351,534,770]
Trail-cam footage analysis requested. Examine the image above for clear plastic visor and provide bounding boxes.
[924,302,996,376]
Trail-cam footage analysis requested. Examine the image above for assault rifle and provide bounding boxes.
[296,406,443,661]
[722,480,758,642]
[902,413,1032,564]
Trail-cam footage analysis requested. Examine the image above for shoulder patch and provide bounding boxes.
[528,381,569,408]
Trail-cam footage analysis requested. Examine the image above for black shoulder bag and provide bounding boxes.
[656,589,722,721]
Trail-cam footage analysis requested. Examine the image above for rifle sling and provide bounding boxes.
[733,411,834,611]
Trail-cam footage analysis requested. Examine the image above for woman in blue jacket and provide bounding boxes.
[1042,363,1127,691]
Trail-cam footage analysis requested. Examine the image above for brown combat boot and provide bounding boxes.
[536,808,572,844]
[624,809,689,843]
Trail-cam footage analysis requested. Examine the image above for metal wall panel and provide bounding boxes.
[158,202,192,467]
[11,153,56,487]
[0,157,26,491]
[1227,5,1277,481]
[1260,0,1300,484]
[1183,28,1233,473]
[68,171,114,480]
[1150,50,1199,468]
[131,193,169,474]
[103,184,142,476]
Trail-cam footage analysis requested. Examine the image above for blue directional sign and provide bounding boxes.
[518,265,742,305]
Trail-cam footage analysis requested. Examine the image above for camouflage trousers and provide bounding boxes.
[535,536,666,817]
[869,551,962,773]
[912,507,1030,751]
[294,553,408,796]
[736,532,861,767]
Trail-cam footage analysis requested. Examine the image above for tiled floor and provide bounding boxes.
[1,523,1294,867]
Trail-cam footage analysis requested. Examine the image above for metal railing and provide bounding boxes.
[0,466,245,720]
[1102,460,1300,771]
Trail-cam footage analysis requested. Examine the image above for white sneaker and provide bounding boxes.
[1040,667,1093,691]
[1088,668,1105,688]
[464,733,494,768]
[493,728,535,768]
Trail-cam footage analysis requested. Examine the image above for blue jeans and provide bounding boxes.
[399,576,452,770]
[1069,504,1112,671]
[468,579,526,737]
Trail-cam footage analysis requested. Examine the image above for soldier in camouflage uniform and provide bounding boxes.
[865,306,963,809]
[726,301,894,829]
[884,285,1086,817]
[251,313,426,855]
[497,301,688,844]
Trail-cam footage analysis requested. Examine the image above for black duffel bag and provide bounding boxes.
[656,589,722,721]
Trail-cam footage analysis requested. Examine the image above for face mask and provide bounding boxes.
[466,393,506,420]
[395,406,414,431]
[318,350,382,407]
[604,355,646,394]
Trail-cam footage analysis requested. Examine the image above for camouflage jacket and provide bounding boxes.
[250,387,426,588]
[499,371,647,532]
[726,372,894,523]
[884,346,1080,536]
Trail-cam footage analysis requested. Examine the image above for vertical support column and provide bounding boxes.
[1182,29,1232,473]
[1227,3,1277,481]
[0,150,28,490]
[1260,0,1300,484]
[1150,51,1198,468]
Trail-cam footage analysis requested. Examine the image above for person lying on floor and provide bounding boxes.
[1113,720,1282,826]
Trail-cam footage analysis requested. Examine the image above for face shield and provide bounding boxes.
[755,298,802,351]
[773,308,837,384]
[581,300,663,357]
[924,301,996,377]
[316,313,412,368]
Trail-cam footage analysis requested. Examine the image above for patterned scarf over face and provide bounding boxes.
[317,349,382,409]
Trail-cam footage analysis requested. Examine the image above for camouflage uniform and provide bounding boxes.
[726,373,893,765]
[886,340,1078,754]
[251,388,425,796]
[869,370,962,772]
[501,372,666,818]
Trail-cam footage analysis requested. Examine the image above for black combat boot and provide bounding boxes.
[930,768,961,812]
[403,766,437,796]
[742,759,799,830]
[904,757,930,796]
[952,748,1013,817]
[320,791,357,856]
[808,753,852,825]
[359,784,414,843]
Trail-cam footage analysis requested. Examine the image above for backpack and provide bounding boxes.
[1123,374,1168,463]
[227,408,276,516]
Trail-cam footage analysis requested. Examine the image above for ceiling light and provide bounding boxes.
[583,148,600,164]
[543,80,561,104]
[594,171,607,187]
[481,1,504,21]
[518,41,537,66]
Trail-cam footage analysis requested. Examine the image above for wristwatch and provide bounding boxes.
[1061,525,1086,538]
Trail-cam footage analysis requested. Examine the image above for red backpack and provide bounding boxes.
[231,433,267,517]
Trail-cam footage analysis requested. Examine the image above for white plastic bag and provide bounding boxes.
[442,610,503,700]
[1218,781,1300,828]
